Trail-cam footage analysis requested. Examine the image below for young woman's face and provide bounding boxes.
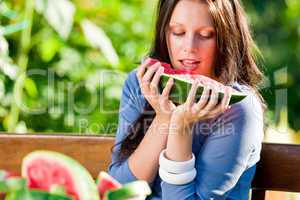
[166,0,217,78]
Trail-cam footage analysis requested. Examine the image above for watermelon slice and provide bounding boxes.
[105,181,151,200]
[97,171,151,200]
[21,151,99,200]
[148,58,247,105]
[97,171,122,199]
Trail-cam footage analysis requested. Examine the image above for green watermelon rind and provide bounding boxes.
[159,73,247,105]
[5,189,73,200]
[21,150,99,200]
[105,180,151,200]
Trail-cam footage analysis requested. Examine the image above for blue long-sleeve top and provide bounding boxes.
[108,69,264,200]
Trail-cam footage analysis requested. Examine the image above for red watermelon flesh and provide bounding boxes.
[25,158,78,200]
[97,171,122,199]
[148,58,199,75]
[149,58,230,90]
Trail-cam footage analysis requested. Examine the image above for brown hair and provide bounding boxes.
[114,0,265,161]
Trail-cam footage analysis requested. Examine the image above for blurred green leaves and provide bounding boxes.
[35,0,75,40]
[81,19,120,67]
[0,0,158,134]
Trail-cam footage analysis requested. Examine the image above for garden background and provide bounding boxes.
[0,0,299,140]
[0,0,300,199]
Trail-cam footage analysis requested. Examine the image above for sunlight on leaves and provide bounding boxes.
[24,77,38,98]
[0,79,5,101]
[0,34,9,56]
[0,57,19,80]
[15,121,28,134]
[0,21,29,36]
[81,19,120,67]
[0,2,18,19]
[35,0,75,40]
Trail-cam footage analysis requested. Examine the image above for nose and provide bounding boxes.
[184,33,197,53]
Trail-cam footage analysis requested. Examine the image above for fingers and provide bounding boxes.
[150,66,164,93]
[162,77,174,97]
[198,84,219,116]
[137,58,152,83]
[186,80,199,107]
[193,85,210,114]
[223,86,232,110]
[216,86,232,112]
[137,59,167,103]
[187,80,225,119]
[205,86,232,118]
[179,76,233,122]
[142,62,160,85]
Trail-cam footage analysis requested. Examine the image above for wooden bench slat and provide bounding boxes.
[252,142,300,193]
[0,134,115,179]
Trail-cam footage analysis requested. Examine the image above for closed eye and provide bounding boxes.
[199,32,214,39]
[172,32,185,36]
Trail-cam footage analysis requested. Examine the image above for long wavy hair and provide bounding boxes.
[113,0,265,161]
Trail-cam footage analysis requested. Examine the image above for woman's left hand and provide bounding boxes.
[170,79,232,127]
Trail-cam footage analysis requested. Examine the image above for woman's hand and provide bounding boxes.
[137,58,176,119]
[170,79,232,127]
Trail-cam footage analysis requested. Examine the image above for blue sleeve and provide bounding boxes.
[108,69,146,184]
[160,92,264,200]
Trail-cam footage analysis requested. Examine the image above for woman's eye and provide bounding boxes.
[172,32,185,36]
[199,32,212,39]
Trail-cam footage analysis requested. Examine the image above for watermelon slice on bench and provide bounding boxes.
[97,171,151,200]
[105,181,151,200]
[97,171,122,199]
[21,151,99,200]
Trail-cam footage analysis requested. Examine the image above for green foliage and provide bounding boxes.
[242,0,299,130]
[0,0,157,134]
[0,0,298,134]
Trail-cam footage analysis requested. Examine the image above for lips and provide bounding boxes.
[179,59,200,70]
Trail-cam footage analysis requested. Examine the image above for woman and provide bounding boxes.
[108,0,265,199]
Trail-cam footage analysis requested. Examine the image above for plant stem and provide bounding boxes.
[7,0,34,132]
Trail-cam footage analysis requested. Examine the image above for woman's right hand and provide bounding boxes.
[137,58,176,119]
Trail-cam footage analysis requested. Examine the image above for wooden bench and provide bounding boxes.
[251,143,300,199]
[0,134,299,200]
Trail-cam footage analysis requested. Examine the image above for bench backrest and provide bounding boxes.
[251,142,300,199]
[1,134,300,200]
[0,134,114,179]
